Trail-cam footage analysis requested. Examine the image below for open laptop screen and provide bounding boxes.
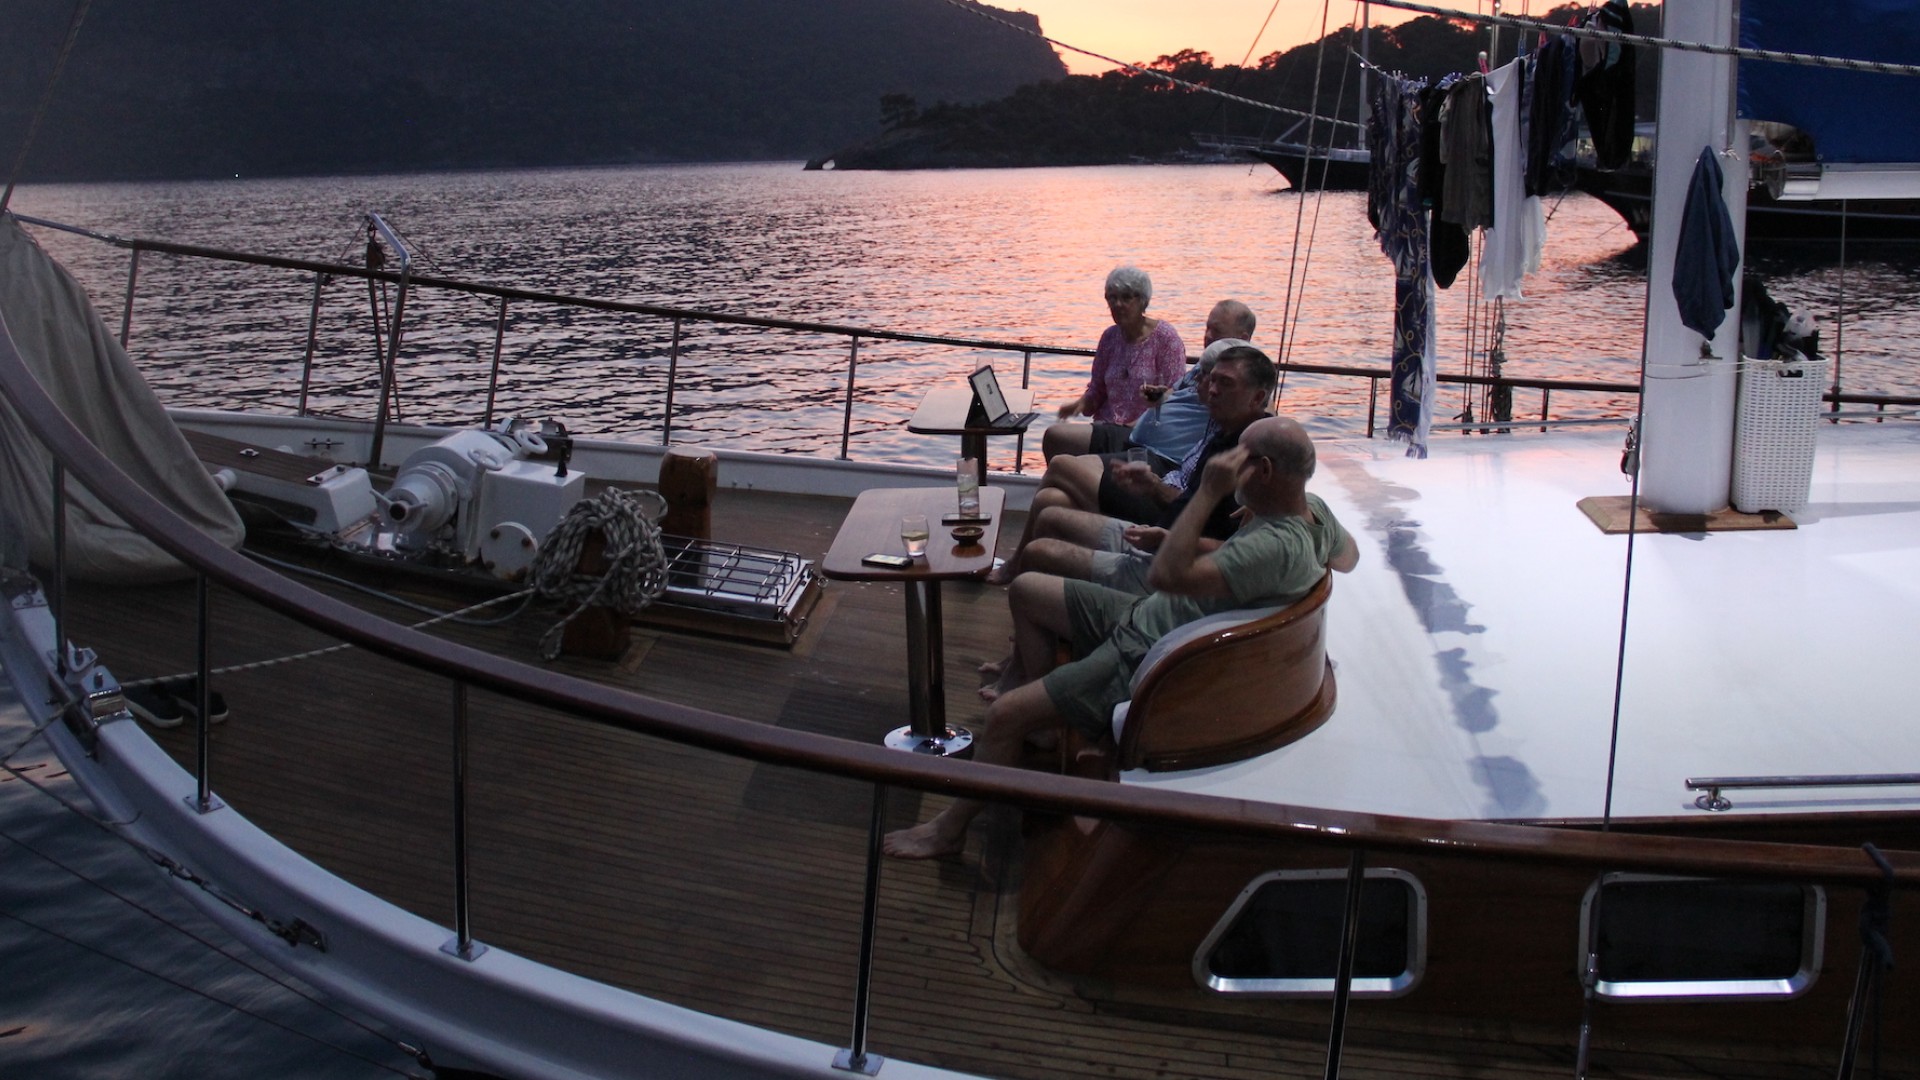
[969,365,1012,422]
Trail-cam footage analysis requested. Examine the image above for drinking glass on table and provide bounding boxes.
[956,458,981,516]
[901,514,930,558]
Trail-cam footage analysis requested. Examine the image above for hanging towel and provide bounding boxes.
[1673,146,1741,339]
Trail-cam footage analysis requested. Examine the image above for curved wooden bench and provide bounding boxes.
[1109,572,1336,772]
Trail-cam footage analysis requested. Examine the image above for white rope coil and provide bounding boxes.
[531,488,670,659]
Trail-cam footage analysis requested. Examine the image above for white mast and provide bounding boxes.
[1637,0,1748,513]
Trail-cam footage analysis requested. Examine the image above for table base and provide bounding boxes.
[884,724,974,757]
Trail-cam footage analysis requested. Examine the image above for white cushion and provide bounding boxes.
[1110,606,1286,740]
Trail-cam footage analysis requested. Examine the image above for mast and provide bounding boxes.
[1637,0,1747,512]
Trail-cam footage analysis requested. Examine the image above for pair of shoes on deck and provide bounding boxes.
[124,678,229,729]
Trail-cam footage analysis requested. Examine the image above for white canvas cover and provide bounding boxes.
[0,215,244,581]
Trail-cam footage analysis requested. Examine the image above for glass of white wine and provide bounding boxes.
[900,514,929,558]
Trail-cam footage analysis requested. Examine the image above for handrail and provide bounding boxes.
[20,214,1920,422]
[4,309,1918,888]
[1689,773,1920,812]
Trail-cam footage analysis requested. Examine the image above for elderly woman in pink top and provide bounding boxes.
[1056,266,1187,428]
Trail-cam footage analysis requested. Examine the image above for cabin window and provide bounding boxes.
[1194,868,1426,997]
[1580,874,1825,1000]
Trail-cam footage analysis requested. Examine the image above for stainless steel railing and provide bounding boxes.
[1689,773,1920,811]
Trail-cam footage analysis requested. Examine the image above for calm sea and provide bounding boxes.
[13,162,1920,473]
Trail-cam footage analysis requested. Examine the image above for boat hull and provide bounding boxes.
[1020,810,1920,1050]
[1574,166,1920,242]
[1246,145,1372,193]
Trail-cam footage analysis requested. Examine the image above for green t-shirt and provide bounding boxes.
[1109,493,1349,667]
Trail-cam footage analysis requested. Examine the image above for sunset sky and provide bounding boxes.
[1009,0,1489,76]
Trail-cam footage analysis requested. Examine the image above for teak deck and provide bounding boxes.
[57,486,1911,1080]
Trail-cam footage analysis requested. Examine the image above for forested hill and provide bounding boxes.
[0,0,1066,181]
[821,6,1660,170]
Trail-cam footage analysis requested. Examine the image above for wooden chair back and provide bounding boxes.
[1115,573,1336,772]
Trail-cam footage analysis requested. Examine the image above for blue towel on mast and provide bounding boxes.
[1673,146,1741,339]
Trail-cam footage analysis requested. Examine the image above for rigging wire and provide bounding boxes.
[0,0,94,215]
[1277,2,1360,380]
[1364,0,1920,77]
[1274,0,1343,371]
[0,824,427,1077]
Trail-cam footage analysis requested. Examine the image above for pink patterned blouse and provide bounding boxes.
[1084,320,1187,424]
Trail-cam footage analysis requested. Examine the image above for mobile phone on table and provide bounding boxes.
[862,553,913,568]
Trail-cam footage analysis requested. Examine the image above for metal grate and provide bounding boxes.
[659,536,814,621]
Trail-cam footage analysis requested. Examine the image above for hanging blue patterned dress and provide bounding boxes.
[1367,74,1436,458]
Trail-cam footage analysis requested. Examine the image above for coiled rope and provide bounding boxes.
[530,488,669,660]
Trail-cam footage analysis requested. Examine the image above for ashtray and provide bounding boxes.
[950,524,985,545]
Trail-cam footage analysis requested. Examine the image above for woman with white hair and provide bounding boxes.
[1055,265,1186,429]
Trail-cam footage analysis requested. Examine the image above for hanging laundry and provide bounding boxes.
[1576,0,1637,170]
[1367,74,1436,459]
[1419,79,1470,288]
[1673,146,1740,339]
[1438,73,1492,230]
[1525,30,1580,195]
[1480,58,1545,301]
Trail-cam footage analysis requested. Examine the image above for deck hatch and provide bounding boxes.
[1194,867,1426,997]
[659,536,814,621]
[1580,874,1825,1000]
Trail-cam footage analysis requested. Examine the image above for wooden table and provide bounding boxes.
[906,384,1035,484]
[820,486,1006,756]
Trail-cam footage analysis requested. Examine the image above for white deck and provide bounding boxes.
[1129,419,1920,823]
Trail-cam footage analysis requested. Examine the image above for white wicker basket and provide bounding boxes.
[1732,356,1827,514]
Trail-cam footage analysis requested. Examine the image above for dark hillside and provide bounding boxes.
[0,0,1066,180]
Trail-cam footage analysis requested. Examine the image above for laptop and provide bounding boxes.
[967,365,1036,429]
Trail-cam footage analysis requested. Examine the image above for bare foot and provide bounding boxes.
[883,820,965,860]
[985,561,1017,586]
[977,655,1024,703]
[977,658,1004,678]
[978,685,1002,703]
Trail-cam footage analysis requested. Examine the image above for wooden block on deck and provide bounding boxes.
[660,446,717,540]
[1577,496,1797,535]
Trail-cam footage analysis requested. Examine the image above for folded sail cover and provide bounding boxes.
[1739,0,1920,164]
[0,216,244,581]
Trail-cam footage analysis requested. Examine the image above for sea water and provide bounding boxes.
[12,162,1920,473]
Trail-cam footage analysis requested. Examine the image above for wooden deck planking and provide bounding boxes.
[55,485,1917,1080]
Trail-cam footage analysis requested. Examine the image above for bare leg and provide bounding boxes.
[983,569,1076,700]
[1042,422,1095,462]
[1045,454,1106,513]
[988,487,1073,584]
[884,679,1061,859]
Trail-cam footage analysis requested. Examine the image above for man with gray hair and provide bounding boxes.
[989,344,1276,592]
[887,416,1356,860]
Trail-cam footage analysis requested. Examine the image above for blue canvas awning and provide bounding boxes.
[1739,0,1920,164]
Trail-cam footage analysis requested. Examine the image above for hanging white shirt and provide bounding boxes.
[1480,58,1545,300]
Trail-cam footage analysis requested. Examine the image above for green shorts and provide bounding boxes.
[1040,581,1143,738]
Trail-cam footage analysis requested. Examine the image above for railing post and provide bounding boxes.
[50,461,66,676]
[187,573,223,815]
[482,296,510,429]
[834,783,887,1076]
[1366,378,1379,439]
[839,334,860,462]
[1015,349,1034,474]
[663,317,682,446]
[119,247,140,348]
[443,680,486,962]
[297,271,325,418]
[368,272,411,469]
[1541,388,1552,433]
[1323,848,1366,1080]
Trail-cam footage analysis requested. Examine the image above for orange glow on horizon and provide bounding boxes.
[1011,0,1491,77]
